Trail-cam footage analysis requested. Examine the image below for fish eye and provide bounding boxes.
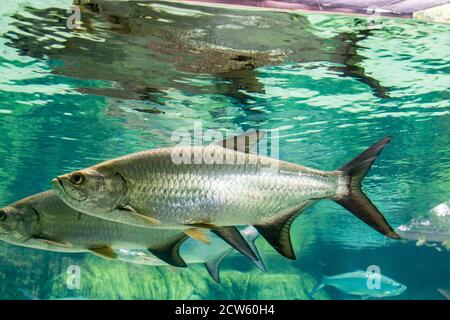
[70,173,85,185]
[0,210,6,221]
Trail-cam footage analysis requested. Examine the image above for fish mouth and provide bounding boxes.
[52,177,87,202]
[52,177,65,193]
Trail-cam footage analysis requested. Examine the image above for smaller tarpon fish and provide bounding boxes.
[52,131,399,260]
[0,191,263,272]
[308,270,407,299]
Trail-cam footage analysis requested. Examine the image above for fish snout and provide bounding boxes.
[51,177,61,188]
[51,176,67,194]
[52,175,88,202]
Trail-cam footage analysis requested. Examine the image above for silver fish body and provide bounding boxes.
[0,191,264,274]
[55,145,344,228]
[0,190,184,250]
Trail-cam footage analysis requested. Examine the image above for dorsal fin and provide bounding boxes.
[215,130,265,153]
[255,203,312,260]
[148,234,188,268]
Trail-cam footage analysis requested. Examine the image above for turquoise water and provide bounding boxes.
[0,0,449,300]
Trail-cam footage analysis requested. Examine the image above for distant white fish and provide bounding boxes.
[396,200,450,248]
[308,270,406,300]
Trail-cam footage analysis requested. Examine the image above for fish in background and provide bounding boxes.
[396,200,450,250]
[53,131,399,261]
[0,191,265,281]
[308,270,407,300]
[437,288,450,300]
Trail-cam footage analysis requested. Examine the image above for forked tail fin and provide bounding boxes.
[334,137,400,239]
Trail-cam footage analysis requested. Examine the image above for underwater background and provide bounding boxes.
[0,0,449,300]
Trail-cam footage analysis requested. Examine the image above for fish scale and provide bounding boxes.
[112,145,341,227]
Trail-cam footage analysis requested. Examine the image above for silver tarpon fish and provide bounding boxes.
[308,270,407,299]
[0,191,264,272]
[52,132,399,259]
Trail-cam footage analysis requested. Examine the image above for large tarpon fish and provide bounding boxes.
[0,191,264,273]
[308,270,407,299]
[52,131,400,259]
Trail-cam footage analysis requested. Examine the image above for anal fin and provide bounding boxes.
[118,205,161,225]
[148,234,188,268]
[211,226,258,261]
[255,203,311,260]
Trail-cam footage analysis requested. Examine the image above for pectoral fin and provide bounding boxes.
[118,205,161,225]
[148,234,188,268]
[34,236,71,247]
[89,246,118,260]
[184,228,210,244]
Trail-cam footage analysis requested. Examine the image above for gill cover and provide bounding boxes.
[54,166,127,214]
[0,204,39,242]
